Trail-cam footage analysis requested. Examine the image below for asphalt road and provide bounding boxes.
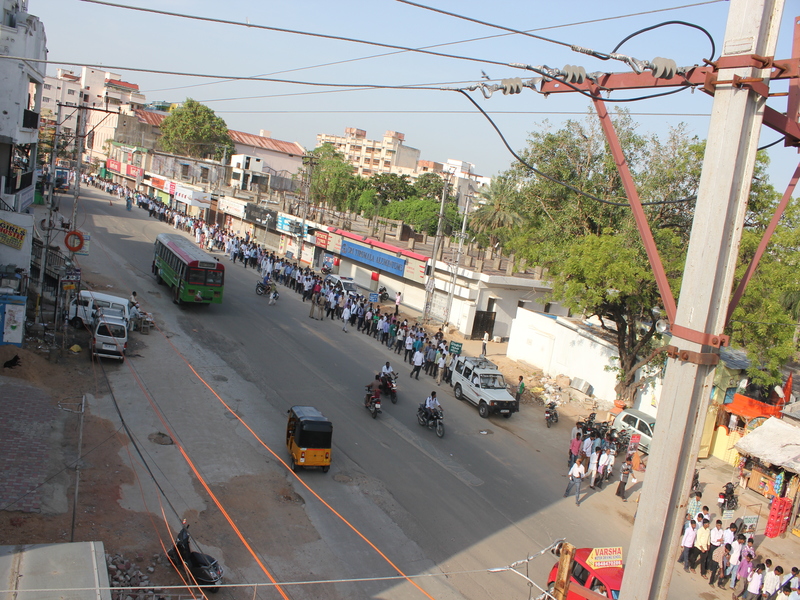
[60,185,710,600]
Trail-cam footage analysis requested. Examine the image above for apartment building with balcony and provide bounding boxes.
[316,128,420,177]
[0,0,46,212]
[40,69,81,153]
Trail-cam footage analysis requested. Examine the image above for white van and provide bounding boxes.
[90,313,128,360]
[68,291,131,328]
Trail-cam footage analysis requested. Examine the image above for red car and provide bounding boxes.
[546,547,624,599]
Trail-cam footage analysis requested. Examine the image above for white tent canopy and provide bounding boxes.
[734,417,800,474]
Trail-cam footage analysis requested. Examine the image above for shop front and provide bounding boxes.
[174,186,211,219]
[735,417,800,538]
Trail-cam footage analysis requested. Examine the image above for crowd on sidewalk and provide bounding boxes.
[673,491,800,599]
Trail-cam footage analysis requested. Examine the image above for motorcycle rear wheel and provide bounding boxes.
[372,407,378,419]
[546,418,551,428]
[256,284,265,296]
[417,411,427,426]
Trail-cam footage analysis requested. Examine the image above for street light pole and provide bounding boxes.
[298,154,317,264]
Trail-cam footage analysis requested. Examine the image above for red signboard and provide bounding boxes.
[151,177,165,189]
[315,231,329,248]
[106,159,121,173]
[126,164,143,178]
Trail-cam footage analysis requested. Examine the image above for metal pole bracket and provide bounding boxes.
[669,324,729,348]
[665,345,720,365]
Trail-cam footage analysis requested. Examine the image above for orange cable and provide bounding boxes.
[154,322,438,600]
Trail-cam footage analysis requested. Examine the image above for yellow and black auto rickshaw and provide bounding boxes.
[286,406,332,472]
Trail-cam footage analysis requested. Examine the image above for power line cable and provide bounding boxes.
[611,20,716,60]
[140,0,727,95]
[81,0,527,71]
[214,109,711,116]
[456,89,696,207]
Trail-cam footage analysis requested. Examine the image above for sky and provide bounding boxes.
[29,0,800,192]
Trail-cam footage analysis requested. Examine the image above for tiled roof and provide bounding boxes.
[105,79,140,91]
[131,111,305,157]
[134,109,168,126]
[228,129,305,156]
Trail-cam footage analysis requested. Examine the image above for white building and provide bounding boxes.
[316,128,420,177]
[40,69,81,152]
[0,0,46,212]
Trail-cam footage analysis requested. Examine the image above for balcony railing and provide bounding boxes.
[4,170,33,194]
[22,109,39,129]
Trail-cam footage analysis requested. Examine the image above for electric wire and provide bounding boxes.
[611,20,716,61]
[80,0,526,71]
[214,109,711,116]
[141,0,727,95]
[757,137,785,151]
[456,89,696,207]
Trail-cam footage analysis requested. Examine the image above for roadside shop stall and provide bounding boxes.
[735,417,800,538]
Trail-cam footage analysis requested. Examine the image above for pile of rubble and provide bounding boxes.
[106,552,167,600]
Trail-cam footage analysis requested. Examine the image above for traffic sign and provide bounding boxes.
[448,341,463,355]
[369,292,379,303]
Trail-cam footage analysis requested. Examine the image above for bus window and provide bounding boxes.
[187,269,206,285]
[206,269,223,286]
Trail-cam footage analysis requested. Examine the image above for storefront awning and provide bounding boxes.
[735,417,800,474]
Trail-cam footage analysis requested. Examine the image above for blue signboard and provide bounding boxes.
[369,292,379,303]
[276,215,309,236]
[340,240,406,277]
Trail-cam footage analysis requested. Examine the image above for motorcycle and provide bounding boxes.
[255,279,268,295]
[321,265,332,275]
[692,469,702,494]
[544,401,559,428]
[167,519,223,593]
[381,373,398,404]
[578,412,597,436]
[364,386,382,419]
[718,482,738,511]
[378,285,390,302]
[417,403,445,438]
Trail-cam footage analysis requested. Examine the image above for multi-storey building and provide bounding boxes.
[0,0,46,212]
[40,69,81,153]
[316,128,420,177]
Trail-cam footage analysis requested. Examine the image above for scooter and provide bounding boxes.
[167,520,223,593]
[544,401,559,428]
[417,403,445,438]
[364,386,382,419]
[718,482,738,511]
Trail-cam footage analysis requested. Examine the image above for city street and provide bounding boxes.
[64,185,730,600]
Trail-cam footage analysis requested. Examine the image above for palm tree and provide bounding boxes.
[780,289,800,347]
[470,178,524,253]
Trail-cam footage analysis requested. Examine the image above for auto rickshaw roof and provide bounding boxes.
[290,405,332,428]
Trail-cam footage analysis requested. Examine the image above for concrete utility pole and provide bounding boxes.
[443,194,471,329]
[620,1,785,599]
[298,154,317,264]
[70,106,85,230]
[35,102,63,322]
[422,176,450,323]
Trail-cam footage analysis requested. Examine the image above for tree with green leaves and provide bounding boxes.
[470,176,523,251]
[504,111,702,404]
[383,196,460,236]
[309,143,361,211]
[159,98,235,161]
[413,172,446,200]
[370,172,413,204]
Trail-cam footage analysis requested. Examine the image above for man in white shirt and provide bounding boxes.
[424,391,441,422]
[410,350,425,380]
[563,457,586,506]
[763,565,783,599]
[678,520,697,573]
[723,523,738,547]
[707,520,725,576]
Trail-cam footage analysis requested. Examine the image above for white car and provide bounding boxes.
[450,355,519,418]
[324,274,359,296]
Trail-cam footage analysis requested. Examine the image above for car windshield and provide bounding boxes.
[479,375,506,389]
[611,590,620,599]
[648,422,655,432]
[342,281,357,292]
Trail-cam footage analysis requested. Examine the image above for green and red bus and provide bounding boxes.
[153,233,224,304]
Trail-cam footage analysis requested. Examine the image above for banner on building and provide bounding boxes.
[174,186,210,207]
[340,239,406,277]
[106,159,121,173]
[0,218,27,250]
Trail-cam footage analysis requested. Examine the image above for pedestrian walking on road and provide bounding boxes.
[616,458,634,501]
[342,306,351,332]
[410,349,425,380]
[482,330,489,355]
[515,376,525,402]
[563,457,585,506]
